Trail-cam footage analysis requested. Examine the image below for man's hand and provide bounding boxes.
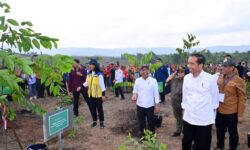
[76,86,81,92]
[166,71,177,83]
[76,72,82,76]
[154,105,160,113]
[238,117,243,124]
[247,71,250,77]
[113,80,116,83]
[131,94,137,102]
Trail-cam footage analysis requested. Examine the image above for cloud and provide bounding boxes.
[6,0,250,49]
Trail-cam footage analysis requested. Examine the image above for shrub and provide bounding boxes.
[118,130,167,150]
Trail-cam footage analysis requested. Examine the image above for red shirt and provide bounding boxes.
[122,69,129,79]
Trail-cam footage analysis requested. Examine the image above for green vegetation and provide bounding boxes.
[159,50,250,65]
[0,1,74,121]
[118,130,167,150]
[68,116,84,139]
[124,51,154,67]
[246,82,250,98]
[122,34,249,65]
[57,95,73,108]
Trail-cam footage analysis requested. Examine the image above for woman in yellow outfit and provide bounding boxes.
[83,59,107,128]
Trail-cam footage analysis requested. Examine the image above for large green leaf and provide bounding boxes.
[50,38,59,41]
[124,53,138,66]
[40,40,47,48]
[38,36,50,40]
[32,39,40,49]
[19,28,31,36]
[2,3,11,9]
[0,16,5,28]
[20,36,32,52]
[49,82,55,93]
[21,64,33,75]
[53,85,60,96]
[4,56,15,71]
[52,41,58,49]
[45,78,52,87]
[46,40,52,49]
[21,21,33,26]
[7,19,19,26]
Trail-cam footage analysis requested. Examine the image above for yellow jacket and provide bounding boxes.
[86,73,102,98]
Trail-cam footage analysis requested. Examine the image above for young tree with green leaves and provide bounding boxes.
[123,51,162,73]
[124,51,154,68]
[176,33,207,64]
[0,1,74,126]
[118,130,167,150]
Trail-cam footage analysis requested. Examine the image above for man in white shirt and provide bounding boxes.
[114,65,125,100]
[132,65,160,137]
[182,54,219,150]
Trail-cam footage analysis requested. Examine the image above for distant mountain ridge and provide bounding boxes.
[30,45,250,57]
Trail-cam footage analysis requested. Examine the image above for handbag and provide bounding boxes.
[153,113,163,128]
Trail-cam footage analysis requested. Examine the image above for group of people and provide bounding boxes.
[9,53,249,150]
[133,54,248,150]
[65,54,249,149]
[14,69,53,101]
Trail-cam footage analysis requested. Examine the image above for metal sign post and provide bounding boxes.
[56,107,63,150]
[58,131,62,150]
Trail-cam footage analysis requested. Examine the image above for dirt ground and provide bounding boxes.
[0,91,249,150]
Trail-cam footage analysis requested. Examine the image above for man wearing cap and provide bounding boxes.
[132,65,160,137]
[166,66,185,137]
[223,54,239,76]
[215,59,246,150]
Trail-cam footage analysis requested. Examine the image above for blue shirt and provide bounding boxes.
[154,65,169,82]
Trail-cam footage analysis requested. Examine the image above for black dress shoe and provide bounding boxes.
[91,122,97,128]
[171,132,181,137]
[100,122,105,129]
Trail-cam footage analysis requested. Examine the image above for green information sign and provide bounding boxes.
[43,105,73,142]
[48,109,69,136]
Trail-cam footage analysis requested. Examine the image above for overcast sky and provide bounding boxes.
[6,0,250,49]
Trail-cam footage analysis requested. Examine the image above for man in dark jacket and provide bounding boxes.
[154,58,169,103]
[110,63,115,87]
[69,59,90,117]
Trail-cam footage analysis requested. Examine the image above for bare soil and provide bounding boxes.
[0,91,249,150]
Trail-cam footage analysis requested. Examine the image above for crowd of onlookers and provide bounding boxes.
[1,53,250,149]
[2,56,248,102]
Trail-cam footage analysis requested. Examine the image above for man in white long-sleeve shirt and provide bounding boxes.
[182,54,219,150]
[114,65,125,100]
[132,65,160,137]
